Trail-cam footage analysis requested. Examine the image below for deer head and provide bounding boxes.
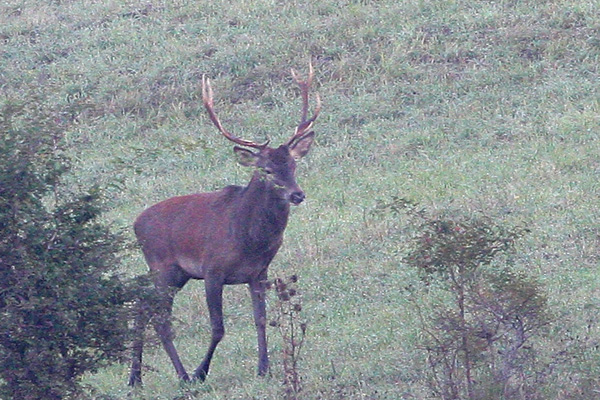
[201,63,321,205]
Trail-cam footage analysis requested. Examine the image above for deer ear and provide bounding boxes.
[289,131,314,160]
[233,146,258,167]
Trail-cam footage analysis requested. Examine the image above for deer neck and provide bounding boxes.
[237,174,290,253]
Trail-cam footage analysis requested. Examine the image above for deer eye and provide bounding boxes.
[263,167,274,175]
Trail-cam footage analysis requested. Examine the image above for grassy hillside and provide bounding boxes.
[2,0,599,398]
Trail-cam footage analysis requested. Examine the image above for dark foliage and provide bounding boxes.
[0,99,137,399]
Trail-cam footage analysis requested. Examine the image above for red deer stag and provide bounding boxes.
[128,64,320,386]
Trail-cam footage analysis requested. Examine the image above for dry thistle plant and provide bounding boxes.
[268,275,307,400]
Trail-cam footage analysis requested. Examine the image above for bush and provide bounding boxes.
[0,98,136,399]
[373,198,556,399]
[404,209,547,399]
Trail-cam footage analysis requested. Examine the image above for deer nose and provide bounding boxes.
[289,191,305,205]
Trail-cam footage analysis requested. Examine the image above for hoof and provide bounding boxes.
[128,375,142,387]
[192,368,208,382]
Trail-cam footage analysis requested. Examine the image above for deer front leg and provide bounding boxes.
[249,279,269,376]
[194,279,225,381]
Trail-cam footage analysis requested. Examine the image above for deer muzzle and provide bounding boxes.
[289,191,305,205]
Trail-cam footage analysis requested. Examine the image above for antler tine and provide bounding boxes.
[286,62,321,146]
[202,75,270,149]
[290,62,313,124]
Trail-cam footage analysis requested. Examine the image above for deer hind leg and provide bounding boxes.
[193,279,224,381]
[153,283,191,382]
[128,298,151,386]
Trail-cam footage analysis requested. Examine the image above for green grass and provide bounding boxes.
[2,0,600,398]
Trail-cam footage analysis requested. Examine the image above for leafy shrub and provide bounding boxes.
[0,98,137,399]
[405,210,547,399]
[374,197,557,399]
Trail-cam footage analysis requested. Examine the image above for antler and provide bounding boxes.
[202,75,270,149]
[286,62,322,147]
